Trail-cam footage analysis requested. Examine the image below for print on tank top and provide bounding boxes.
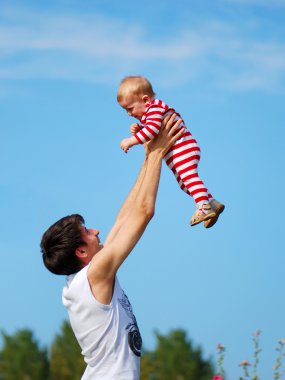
[118,291,142,357]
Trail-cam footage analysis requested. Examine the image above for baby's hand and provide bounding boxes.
[120,137,134,153]
[130,123,140,135]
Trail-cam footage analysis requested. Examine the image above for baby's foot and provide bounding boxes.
[204,199,225,228]
[190,203,216,227]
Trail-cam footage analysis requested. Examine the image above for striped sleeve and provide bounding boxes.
[134,100,167,144]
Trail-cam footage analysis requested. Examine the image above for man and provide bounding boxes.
[41,114,183,380]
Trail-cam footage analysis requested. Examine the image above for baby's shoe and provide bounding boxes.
[204,199,225,228]
[190,203,216,226]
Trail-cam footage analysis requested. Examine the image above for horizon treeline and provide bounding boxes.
[0,321,214,380]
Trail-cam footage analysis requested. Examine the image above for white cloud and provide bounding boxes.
[0,10,192,61]
[0,5,284,92]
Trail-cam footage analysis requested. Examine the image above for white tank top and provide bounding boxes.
[62,264,141,379]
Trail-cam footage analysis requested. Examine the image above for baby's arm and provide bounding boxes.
[120,104,164,153]
[120,123,142,153]
[120,136,139,153]
[130,123,141,135]
[133,104,163,144]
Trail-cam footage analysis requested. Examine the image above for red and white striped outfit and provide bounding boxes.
[134,99,213,204]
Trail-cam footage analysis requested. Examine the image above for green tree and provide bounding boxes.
[141,329,214,380]
[50,320,85,380]
[0,329,49,380]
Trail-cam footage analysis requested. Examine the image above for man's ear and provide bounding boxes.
[75,247,87,259]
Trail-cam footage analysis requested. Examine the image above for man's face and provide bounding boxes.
[119,94,147,120]
[79,226,103,261]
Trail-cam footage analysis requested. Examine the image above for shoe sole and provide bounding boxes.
[190,212,216,227]
[204,204,225,229]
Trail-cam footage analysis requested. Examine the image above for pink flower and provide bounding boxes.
[213,375,223,380]
[239,359,251,367]
[216,343,225,350]
[252,329,262,337]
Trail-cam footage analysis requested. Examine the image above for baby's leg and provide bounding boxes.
[164,142,216,226]
[165,144,212,204]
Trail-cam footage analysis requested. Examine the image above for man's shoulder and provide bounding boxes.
[64,265,89,291]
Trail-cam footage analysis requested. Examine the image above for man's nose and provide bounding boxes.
[90,228,99,235]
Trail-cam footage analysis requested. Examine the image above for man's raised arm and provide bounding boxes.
[103,158,147,246]
[88,114,183,304]
[105,114,181,246]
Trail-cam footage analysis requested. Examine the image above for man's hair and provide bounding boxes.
[41,214,86,275]
[117,76,156,103]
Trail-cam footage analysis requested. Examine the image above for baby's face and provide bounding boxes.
[119,94,147,120]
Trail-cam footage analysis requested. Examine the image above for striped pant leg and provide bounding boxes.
[165,143,213,204]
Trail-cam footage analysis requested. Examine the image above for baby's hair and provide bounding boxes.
[117,76,156,102]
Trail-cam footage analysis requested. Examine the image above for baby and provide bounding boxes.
[117,76,224,228]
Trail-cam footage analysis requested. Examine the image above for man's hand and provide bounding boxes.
[130,123,141,135]
[145,114,184,157]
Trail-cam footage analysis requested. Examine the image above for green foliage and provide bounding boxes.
[0,324,213,380]
[273,339,285,379]
[0,329,49,380]
[50,320,85,380]
[141,328,214,380]
[215,332,285,380]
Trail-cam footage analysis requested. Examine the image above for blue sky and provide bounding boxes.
[0,0,285,378]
